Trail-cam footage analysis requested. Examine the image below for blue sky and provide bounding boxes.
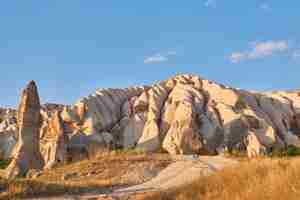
[0,1,300,107]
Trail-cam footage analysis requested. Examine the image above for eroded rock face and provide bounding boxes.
[135,84,171,152]
[161,84,204,154]
[3,74,300,166]
[41,110,69,169]
[0,115,18,159]
[67,74,300,157]
[5,81,44,178]
[162,101,203,154]
[118,97,147,149]
[246,131,267,158]
[0,131,16,160]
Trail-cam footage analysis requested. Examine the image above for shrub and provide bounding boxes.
[270,145,300,158]
[0,159,11,169]
[286,145,300,156]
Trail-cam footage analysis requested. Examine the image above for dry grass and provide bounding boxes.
[0,179,109,200]
[38,153,171,182]
[0,153,171,200]
[143,157,300,200]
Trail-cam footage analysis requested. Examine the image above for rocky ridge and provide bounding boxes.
[1,74,300,176]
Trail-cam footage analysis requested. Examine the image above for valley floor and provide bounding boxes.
[2,153,299,200]
[0,152,172,200]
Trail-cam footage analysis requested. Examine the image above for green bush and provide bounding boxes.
[286,146,300,157]
[270,146,300,158]
[0,159,11,169]
[227,146,300,158]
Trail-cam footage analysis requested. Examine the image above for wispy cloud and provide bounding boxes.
[260,3,271,11]
[144,54,168,64]
[229,41,289,63]
[205,0,216,8]
[230,53,246,63]
[144,50,177,64]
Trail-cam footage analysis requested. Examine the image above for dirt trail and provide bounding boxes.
[115,155,236,192]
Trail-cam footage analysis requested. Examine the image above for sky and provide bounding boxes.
[0,1,300,108]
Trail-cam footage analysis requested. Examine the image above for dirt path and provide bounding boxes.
[27,155,236,200]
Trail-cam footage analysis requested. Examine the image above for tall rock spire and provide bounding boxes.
[5,81,44,178]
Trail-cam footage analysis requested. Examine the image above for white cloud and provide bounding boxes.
[229,41,289,63]
[144,54,168,64]
[248,41,288,59]
[205,0,216,8]
[229,53,247,63]
[144,50,177,64]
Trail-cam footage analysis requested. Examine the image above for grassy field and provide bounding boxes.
[142,157,300,200]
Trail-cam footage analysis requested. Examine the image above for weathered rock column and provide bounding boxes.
[5,81,44,178]
[42,110,69,169]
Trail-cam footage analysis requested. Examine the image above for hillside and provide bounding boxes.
[1,74,300,176]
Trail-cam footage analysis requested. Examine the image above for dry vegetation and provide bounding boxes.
[143,157,300,200]
[3,150,300,200]
[0,152,171,200]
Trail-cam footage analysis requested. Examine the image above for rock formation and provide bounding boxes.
[40,110,68,169]
[63,74,300,158]
[5,81,44,178]
[2,74,300,175]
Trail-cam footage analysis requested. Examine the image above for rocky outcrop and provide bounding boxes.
[246,131,267,158]
[136,83,171,152]
[57,75,300,157]
[40,110,68,169]
[0,108,16,122]
[0,114,18,160]
[3,74,300,171]
[5,81,44,178]
[161,84,204,154]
